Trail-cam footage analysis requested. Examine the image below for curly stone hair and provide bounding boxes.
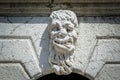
[49,10,78,28]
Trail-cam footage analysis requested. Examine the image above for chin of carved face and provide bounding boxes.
[52,36,75,54]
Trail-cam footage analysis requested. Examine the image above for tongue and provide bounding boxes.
[65,43,71,48]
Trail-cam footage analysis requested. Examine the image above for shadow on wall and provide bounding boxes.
[0,16,120,79]
[39,23,51,72]
[37,73,90,80]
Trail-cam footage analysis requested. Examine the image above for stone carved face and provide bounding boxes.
[49,10,78,55]
[48,10,78,75]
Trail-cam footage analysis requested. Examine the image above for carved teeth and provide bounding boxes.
[54,39,72,45]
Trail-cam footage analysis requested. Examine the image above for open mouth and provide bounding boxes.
[54,38,72,48]
[53,37,74,53]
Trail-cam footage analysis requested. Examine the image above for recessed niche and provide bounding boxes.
[37,73,90,80]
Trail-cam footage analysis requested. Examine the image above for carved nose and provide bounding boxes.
[58,28,67,38]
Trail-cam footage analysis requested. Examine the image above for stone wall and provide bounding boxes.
[0,16,120,80]
[0,1,120,80]
[0,0,120,16]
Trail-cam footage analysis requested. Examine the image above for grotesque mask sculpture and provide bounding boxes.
[48,10,78,75]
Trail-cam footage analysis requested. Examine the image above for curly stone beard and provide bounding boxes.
[49,30,77,75]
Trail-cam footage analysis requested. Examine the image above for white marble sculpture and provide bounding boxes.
[48,10,78,75]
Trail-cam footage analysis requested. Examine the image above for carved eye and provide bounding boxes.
[65,24,74,32]
[51,25,59,31]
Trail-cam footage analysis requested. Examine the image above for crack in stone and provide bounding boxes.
[6,17,13,23]
[10,25,20,34]
[105,70,113,80]
[24,17,33,23]
[9,17,34,34]
[84,39,98,73]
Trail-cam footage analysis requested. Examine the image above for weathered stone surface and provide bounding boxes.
[48,10,78,75]
[0,38,40,78]
[0,0,51,3]
[0,63,30,80]
[0,17,49,79]
[78,17,120,79]
[95,64,120,80]
[0,0,120,16]
[53,0,120,3]
[0,16,120,80]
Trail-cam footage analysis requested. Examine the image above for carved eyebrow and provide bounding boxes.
[52,20,60,26]
[64,22,74,28]
[63,21,72,25]
[49,22,59,32]
[51,22,59,28]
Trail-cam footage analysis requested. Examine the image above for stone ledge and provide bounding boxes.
[0,0,51,3]
[0,0,120,16]
[53,0,120,3]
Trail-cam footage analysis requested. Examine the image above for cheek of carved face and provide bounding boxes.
[50,20,78,54]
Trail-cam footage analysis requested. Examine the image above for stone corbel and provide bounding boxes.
[48,10,78,75]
